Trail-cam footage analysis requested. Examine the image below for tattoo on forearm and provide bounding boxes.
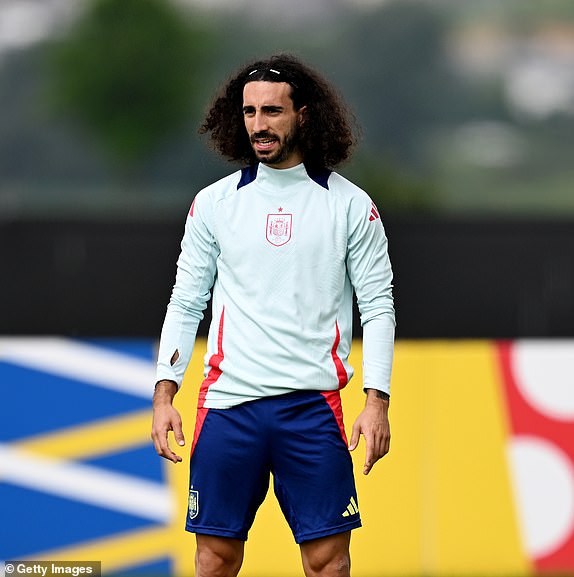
[366,389,390,402]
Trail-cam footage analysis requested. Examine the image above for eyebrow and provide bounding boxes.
[242,105,284,113]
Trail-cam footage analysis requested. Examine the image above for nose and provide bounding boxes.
[252,111,268,133]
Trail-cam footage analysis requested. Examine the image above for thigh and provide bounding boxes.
[186,404,271,540]
[270,391,362,544]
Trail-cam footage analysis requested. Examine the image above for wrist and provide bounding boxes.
[365,388,390,404]
[153,380,177,405]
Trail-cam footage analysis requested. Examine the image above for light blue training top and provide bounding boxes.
[156,162,395,409]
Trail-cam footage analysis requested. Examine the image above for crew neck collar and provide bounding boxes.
[237,163,331,191]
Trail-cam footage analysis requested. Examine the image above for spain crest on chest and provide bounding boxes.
[266,213,293,246]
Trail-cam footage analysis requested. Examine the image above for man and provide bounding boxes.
[151,53,395,577]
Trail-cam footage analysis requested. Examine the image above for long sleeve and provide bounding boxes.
[156,191,220,387]
[155,164,395,407]
[346,193,395,394]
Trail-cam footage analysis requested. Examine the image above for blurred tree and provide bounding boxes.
[328,1,467,169]
[50,0,209,170]
[346,152,440,213]
[305,1,488,212]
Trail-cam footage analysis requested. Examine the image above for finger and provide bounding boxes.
[173,418,186,447]
[364,448,381,475]
[364,432,390,474]
[364,457,376,474]
[363,431,375,475]
[162,430,182,463]
[151,431,163,457]
[383,432,391,456]
[167,450,182,463]
[151,425,167,455]
[376,430,386,458]
[153,424,182,463]
[162,441,182,463]
[376,426,390,458]
[348,422,361,451]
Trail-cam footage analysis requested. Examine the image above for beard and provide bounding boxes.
[251,127,300,166]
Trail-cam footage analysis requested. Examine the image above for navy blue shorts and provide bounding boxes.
[185,390,361,543]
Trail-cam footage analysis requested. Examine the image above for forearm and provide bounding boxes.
[156,302,202,388]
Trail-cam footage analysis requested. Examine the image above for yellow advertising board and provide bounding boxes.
[2,337,573,576]
[170,340,529,577]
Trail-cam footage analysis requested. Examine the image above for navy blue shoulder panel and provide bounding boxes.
[237,164,258,189]
[305,165,331,190]
[237,163,331,190]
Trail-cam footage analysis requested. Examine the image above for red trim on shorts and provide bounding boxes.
[321,390,348,445]
[331,321,348,389]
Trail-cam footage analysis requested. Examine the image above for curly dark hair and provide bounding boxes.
[199,53,360,169]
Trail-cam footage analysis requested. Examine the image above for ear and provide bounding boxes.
[297,105,308,125]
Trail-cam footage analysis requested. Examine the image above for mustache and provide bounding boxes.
[250,131,277,143]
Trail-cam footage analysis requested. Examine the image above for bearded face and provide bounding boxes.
[243,81,305,169]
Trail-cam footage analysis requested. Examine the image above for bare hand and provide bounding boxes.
[348,389,390,475]
[151,380,185,463]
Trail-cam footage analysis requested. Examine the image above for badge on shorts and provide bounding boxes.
[266,214,292,246]
[188,489,199,520]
